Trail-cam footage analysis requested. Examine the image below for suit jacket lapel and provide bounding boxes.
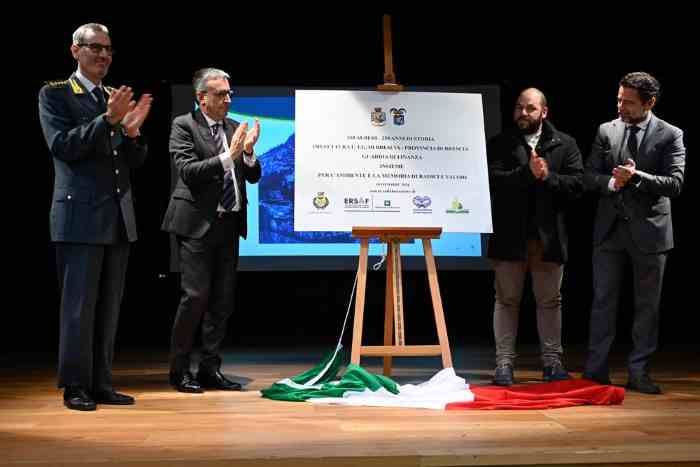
[637,113,658,162]
[69,73,102,115]
[223,120,245,184]
[223,119,235,144]
[193,110,219,157]
[224,119,237,167]
[610,118,626,165]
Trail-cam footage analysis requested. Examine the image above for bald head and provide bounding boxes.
[514,88,548,135]
[520,88,547,107]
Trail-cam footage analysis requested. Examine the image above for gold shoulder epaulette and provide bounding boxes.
[45,79,69,88]
[68,78,84,94]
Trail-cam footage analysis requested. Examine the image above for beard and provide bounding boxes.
[619,112,645,124]
[516,115,543,135]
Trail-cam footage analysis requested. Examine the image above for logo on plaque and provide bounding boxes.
[413,195,431,209]
[371,107,386,126]
[313,192,329,209]
[390,107,406,126]
[446,197,469,214]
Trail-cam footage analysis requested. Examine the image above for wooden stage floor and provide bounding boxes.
[1,346,699,467]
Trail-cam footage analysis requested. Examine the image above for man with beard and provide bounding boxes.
[38,23,153,410]
[583,72,685,394]
[486,88,583,386]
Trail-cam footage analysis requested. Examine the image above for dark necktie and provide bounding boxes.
[213,123,236,211]
[627,125,641,160]
[92,86,107,112]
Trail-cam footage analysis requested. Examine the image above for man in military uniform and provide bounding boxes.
[38,23,152,410]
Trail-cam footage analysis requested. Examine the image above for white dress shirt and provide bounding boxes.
[608,112,652,192]
[201,112,256,212]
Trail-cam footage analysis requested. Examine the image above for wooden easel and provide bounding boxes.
[350,227,453,376]
[348,18,452,375]
[376,15,404,93]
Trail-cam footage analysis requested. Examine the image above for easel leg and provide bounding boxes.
[383,243,394,376]
[351,239,369,365]
[392,242,405,347]
[423,239,453,368]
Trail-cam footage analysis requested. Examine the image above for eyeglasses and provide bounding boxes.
[78,43,114,56]
[209,89,234,99]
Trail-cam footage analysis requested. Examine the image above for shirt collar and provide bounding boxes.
[628,111,652,131]
[524,127,542,148]
[75,67,100,94]
[201,111,222,129]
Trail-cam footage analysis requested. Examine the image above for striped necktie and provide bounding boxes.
[212,123,236,211]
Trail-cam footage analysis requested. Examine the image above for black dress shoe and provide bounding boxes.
[626,374,662,394]
[198,370,242,390]
[64,387,96,411]
[169,371,204,393]
[492,363,514,386]
[582,372,612,385]
[543,362,571,382]
[94,390,135,405]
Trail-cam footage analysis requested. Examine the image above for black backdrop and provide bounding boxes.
[13,12,695,360]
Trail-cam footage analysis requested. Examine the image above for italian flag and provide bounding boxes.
[261,348,625,410]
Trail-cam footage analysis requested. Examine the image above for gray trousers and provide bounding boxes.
[492,239,564,367]
[584,221,667,379]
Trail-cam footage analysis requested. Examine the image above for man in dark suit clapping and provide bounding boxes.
[162,68,262,393]
[583,72,686,394]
